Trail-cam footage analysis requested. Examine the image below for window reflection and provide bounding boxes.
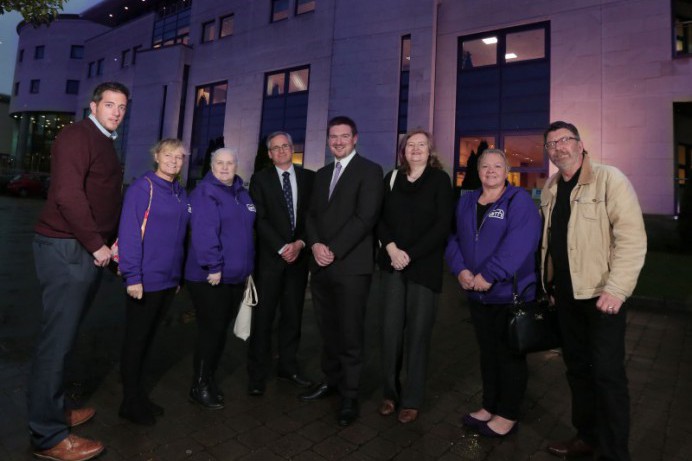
[461,37,497,69]
[288,68,309,93]
[266,73,285,96]
[505,29,545,63]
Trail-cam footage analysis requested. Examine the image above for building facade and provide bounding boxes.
[9,0,692,214]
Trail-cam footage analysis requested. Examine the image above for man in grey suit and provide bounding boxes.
[247,131,315,396]
[301,116,384,426]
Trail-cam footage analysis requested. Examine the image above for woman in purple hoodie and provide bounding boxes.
[445,148,540,438]
[185,147,256,410]
[117,138,190,425]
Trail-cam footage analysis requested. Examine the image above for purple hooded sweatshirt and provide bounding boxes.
[445,184,541,304]
[184,172,256,284]
[118,170,190,291]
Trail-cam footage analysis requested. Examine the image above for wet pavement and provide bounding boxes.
[0,195,690,460]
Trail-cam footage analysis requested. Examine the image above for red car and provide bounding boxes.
[6,173,49,198]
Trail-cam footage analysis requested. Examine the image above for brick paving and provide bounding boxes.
[0,195,691,460]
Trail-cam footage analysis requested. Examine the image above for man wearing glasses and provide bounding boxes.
[247,131,315,396]
[540,121,646,461]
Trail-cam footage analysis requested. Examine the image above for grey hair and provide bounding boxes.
[210,147,237,165]
[477,148,510,172]
[266,131,293,149]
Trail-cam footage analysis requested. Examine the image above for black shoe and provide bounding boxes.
[299,382,335,401]
[189,382,224,410]
[248,382,265,396]
[277,372,314,388]
[119,401,156,426]
[337,398,359,426]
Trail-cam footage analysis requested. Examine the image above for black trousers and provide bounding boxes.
[555,291,630,461]
[247,261,309,384]
[468,299,528,421]
[379,270,438,409]
[187,281,244,377]
[120,288,176,403]
[310,269,372,399]
[29,235,103,450]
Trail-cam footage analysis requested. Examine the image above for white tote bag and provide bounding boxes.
[233,275,258,341]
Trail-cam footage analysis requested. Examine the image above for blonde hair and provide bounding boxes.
[477,148,510,173]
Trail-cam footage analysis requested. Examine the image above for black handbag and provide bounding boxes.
[506,277,561,354]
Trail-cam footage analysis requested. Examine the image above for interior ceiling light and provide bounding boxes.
[482,37,498,45]
[505,53,518,59]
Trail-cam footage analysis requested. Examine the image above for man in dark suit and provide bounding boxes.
[301,116,384,426]
[247,131,315,396]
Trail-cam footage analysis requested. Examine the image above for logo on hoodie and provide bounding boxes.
[246,204,256,213]
[187,204,192,214]
[488,208,505,219]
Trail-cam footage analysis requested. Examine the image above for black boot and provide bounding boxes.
[189,360,224,410]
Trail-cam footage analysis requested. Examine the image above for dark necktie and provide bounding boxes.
[282,171,295,231]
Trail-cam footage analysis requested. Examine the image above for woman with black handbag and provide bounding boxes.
[445,148,541,437]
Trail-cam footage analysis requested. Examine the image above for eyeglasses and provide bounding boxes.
[544,136,579,150]
[269,143,291,153]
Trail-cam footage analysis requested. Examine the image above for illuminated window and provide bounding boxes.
[296,0,315,15]
[220,14,234,38]
[152,2,191,48]
[271,0,289,22]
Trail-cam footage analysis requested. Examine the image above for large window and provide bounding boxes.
[34,45,45,59]
[189,82,228,185]
[271,0,289,22]
[152,1,191,48]
[260,66,310,165]
[455,22,550,191]
[674,0,692,57]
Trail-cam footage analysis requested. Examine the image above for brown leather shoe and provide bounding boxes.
[34,434,104,461]
[378,399,396,416]
[65,407,96,428]
[546,436,594,457]
[397,408,419,423]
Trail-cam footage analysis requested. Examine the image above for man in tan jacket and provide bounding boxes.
[540,121,646,461]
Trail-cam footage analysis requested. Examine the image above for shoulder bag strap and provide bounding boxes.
[140,177,153,239]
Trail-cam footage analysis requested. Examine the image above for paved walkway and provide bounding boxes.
[0,195,690,460]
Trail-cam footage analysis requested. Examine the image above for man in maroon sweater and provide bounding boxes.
[29,82,129,461]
